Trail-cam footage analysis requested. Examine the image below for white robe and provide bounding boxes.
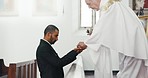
[85,0,148,78]
[117,53,148,78]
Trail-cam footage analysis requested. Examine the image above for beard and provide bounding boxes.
[49,35,57,44]
[50,40,56,44]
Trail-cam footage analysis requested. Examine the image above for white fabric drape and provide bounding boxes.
[65,56,85,78]
[94,45,113,78]
[117,53,148,78]
[85,0,148,78]
[86,1,148,63]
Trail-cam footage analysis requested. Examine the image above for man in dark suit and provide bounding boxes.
[36,25,87,78]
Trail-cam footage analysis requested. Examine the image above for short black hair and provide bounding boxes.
[44,25,59,35]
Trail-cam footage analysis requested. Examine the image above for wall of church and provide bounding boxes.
[0,0,129,78]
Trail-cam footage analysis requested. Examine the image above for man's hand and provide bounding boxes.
[77,42,87,50]
[73,48,84,53]
[74,42,87,53]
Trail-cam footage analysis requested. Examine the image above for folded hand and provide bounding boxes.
[77,42,87,50]
[74,42,87,53]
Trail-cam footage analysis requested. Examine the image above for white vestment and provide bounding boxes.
[84,0,148,78]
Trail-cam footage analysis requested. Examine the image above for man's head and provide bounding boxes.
[44,25,59,44]
[85,0,101,11]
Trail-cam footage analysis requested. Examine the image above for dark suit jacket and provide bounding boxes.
[36,39,78,78]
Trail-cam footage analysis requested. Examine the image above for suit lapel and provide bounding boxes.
[41,39,59,57]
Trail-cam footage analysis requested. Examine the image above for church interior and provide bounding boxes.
[0,0,148,78]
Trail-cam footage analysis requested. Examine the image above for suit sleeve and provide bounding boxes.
[39,47,78,68]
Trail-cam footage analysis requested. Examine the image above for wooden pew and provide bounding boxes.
[0,59,8,77]
[0,59,37,78]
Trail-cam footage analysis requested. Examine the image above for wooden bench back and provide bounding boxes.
[0,59,8,76]
[0,59,37,78]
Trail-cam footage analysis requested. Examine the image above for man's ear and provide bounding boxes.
[47,32,52,36]
[45,32,51,38]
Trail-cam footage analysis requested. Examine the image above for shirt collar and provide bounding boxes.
[42,39,51,45]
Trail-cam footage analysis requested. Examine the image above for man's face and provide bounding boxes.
[85,0,99,11]
[48,30,59,44]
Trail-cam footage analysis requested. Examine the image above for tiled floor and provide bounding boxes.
[85,75,94,78]
[85,75,117,78]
